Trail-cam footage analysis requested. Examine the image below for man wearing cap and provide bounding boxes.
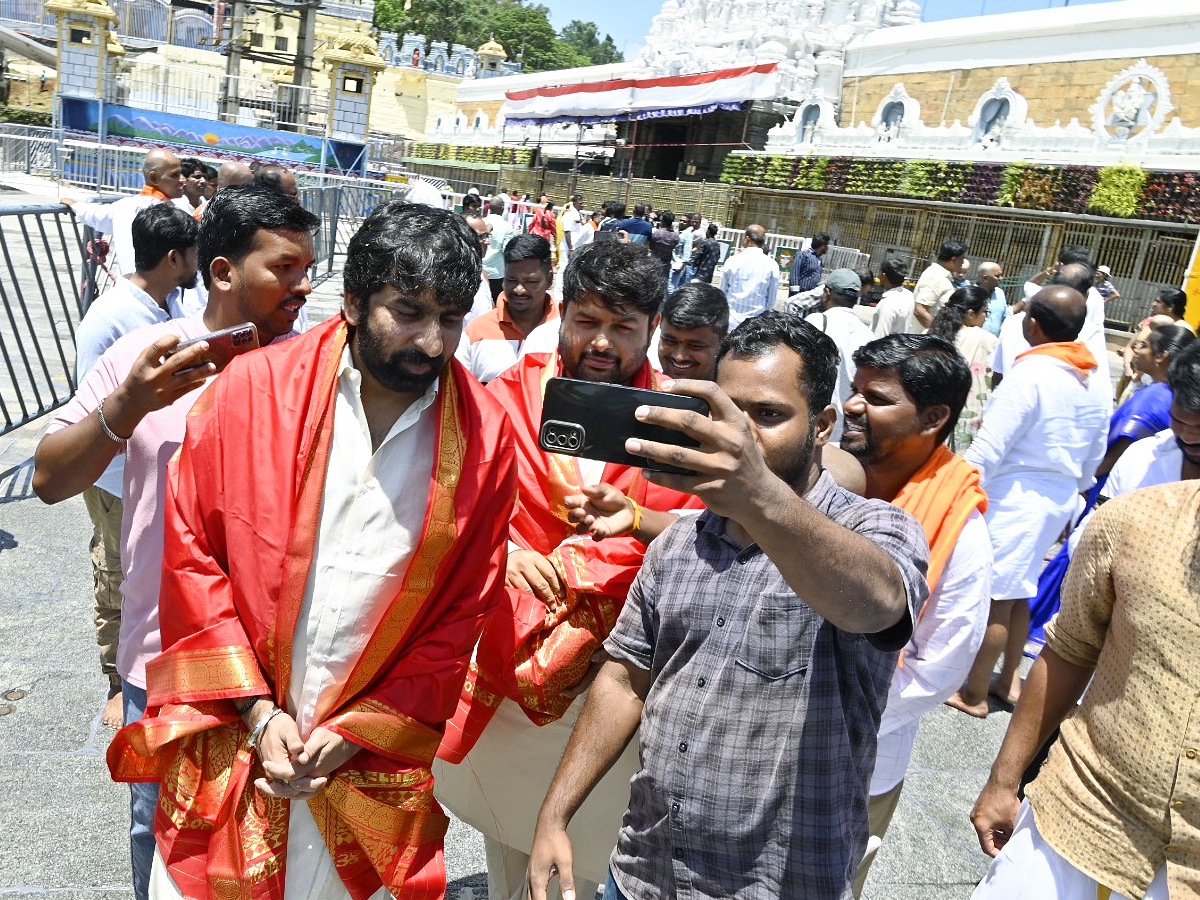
[806,268,875,443]
[558,193,586,267]
[1094,265,1121,304]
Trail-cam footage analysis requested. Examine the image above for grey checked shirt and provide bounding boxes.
[604,471,929,900]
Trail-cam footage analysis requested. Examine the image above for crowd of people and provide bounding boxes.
[34,149,1200,900]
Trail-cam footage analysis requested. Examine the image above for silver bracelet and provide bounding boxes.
[247,706,284,751]
[96,397,127,444]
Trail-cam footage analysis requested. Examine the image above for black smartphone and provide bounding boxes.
[166,323,259,374]
[538,377,710,475]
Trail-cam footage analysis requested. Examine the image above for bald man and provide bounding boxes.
[718,223,781,329]
[215,160,253,191]
[948,285,1107,718]
[62,148,187,278]
[253,163,299,200]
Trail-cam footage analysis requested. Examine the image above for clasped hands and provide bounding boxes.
[251,710,361,800]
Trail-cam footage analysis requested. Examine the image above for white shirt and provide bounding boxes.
[1068,428,1183,555]
[993,311,1113,415]
[288,348,437,736]
[466,277,493,325]
[871,286,916,338]
[517,318,562,359]
[482,213,513,280]
[560,205,584,256]
[719,246,780,328]
[72,194,162,278]
[74,277,193,496]
[806,305,874,443]
[965,353,1108,498]
[912,263,955,315]
[871,510,991,795]
[1024,281,1106,331]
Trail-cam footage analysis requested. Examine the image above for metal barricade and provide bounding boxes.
[0,203,102,436]
[716,225,869,276]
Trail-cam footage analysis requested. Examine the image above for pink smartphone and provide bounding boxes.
[167,323,259,374]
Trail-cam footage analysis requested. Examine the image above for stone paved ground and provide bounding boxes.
[0,452,1012,898]
[1,172,1018,898]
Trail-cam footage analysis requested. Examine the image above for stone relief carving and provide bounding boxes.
[967,78,1028,150]
[1090,59,1173,142]
[871,82,919,142]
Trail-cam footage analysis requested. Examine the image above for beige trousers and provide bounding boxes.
[82,485,123,691]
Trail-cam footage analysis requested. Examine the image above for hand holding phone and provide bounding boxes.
[538,378,710,475]
[165,322,259,374]
[624,378,785,522]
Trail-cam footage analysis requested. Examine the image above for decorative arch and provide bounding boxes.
[968,78,1029,146]
[796,99,835,143]
[871,82,920,130]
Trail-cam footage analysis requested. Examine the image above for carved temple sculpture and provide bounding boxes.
[763,66,1200,168]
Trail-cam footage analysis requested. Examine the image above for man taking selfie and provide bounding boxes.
[526,312,929,900]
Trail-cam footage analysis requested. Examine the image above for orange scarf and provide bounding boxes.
[891,445,987,594]
[138,184,172,201]
[1015,341,1097,378]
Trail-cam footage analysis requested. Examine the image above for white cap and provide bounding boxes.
[1098,265,1111,274]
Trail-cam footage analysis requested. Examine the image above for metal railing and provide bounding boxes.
[0,125,60,177]
[734,187,1198,327]
[715,226,869,275]
[104,66,329,137]
[0,203,106,436]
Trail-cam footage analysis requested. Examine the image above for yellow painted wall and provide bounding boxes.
[841,54,1200,128]
[370,69,461,138]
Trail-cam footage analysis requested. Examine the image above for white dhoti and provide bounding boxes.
[434,695,640,900]
[973,801,1168,900]
[984,477,1075,600]
[149,804,393,899]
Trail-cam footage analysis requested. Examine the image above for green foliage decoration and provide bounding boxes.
[1087,164,1148,218]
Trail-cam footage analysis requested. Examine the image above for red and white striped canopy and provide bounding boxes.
[501,63,779,126]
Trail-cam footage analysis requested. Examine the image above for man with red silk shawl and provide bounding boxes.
[434,241,700,900]
[108,202,517,900]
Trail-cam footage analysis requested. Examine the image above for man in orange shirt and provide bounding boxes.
[459,234,559,383]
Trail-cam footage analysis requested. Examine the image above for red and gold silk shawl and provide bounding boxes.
[439,351,701,763]
[107,315,517,900]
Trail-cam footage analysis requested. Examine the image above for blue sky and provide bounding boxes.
[536,0,1126,63]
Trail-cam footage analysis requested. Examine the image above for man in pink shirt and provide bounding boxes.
[32,185,319,900]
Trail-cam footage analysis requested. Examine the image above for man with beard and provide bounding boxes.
[526,312,929,900]
[34,185,318,900]
[104,200,518,900]
[435,241,702,900]
[838,334,992,895]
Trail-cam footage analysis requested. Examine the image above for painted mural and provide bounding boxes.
[60,99,366,174]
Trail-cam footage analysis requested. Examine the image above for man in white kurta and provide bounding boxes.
[839,333,992,896]
[948,286,1107,718]
[63,148,188,278]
